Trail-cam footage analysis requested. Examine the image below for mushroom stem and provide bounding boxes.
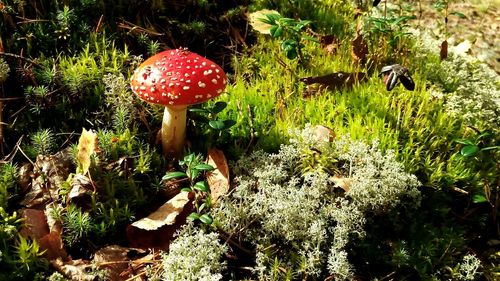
[161,105,187,159]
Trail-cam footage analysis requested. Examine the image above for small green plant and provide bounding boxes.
[188,101,236,150]
[162,153,214,225]
[62,204,93,247]
[259,13,316,61]
[0,163,18,209]
[29,129,57,157]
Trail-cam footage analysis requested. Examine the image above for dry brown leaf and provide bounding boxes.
[126,199,192,250]
[131,192,190,231]
[248,9,280,34]
[440,40,448,60]
[21,148,73,208]
[52,258,96,281]
[77,128,99,175]
[19,209,50,240]
[206,148,230,205]
[20,208,68,261]
[351,34,368,63]
[301,72,368,95]
[311,125,336,143]
[69,174,94,205]
[331,176,352,192]
[320,35,339,56]
[38,231,68,261]
[93,245,148,281]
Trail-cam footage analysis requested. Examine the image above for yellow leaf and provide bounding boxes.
[248,9,280,34]
[77,128,98,175]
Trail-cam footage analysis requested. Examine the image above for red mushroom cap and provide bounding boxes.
[130,48,227,106]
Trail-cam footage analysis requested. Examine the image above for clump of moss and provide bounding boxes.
[214,125,421,279]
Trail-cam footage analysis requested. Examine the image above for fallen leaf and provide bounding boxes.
[19,209,50,240]
[351,33,368,63]
[17,163,33,193]
[68,174,94,206]
[21,148,73,208]
[77,128,99,175]
[20,208,68,261]
[320,35,339,56]
[38,231,68,261]
[126,199,193,250]
[206,148,230,205]
[52,258,96,281]
[440,40,448,60]
[93,245,148,281]
[311,125,336,143]
[131,191,191,231]
[248,9,281,34]
[301,72,368,95]
[331,176,352,192]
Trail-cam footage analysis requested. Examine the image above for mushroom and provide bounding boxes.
[130,48,227,159]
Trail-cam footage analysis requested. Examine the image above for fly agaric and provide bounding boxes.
[130,48,227,159]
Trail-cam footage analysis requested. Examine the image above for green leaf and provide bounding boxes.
[187,212,200,221]
[461,145,479,157]
[481,146,500,151]
[199,214,213,225]
[209,120,225,130]
[451,11,467,19]
[271,26,283,38]
[472,194,487,203]
[302,35,319,42]
[162,171,187,181]
[285,49,298,59]
[194,181,209,192]
[188,108,209,114]
[199,203,206,212]
[194,164,215,171]
[453,138,475,146]
[189,169,201,181]
[211,101,227,114]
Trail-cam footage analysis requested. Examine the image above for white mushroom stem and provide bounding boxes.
[161,105,187,159]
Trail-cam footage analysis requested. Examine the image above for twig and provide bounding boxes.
[0,51,43,68]
[1,136,23,163]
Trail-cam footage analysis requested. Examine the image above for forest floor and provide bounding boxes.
[415,0,499,72]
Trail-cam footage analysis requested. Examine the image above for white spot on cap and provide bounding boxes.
[169,101,174,105]
[211,79,218,84]
[184,73,189,77]
[198,82,206,88]
[186,66,191,69]
[192,71,196,75]
[186,80,191,83]
[211,64,215,68]
[223,79,227,84]
[207,94,212,98]
[168,83,174,87]
[161,85,166,90]
[160,79,166,84]
[162,92,167,97]
[139,86,146,90]
[217,89,222,94]
[183,86,190,90]
[215,69,220,73]
[216,75,220,79]
[195,95,203,99]
[202,61,207,66]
